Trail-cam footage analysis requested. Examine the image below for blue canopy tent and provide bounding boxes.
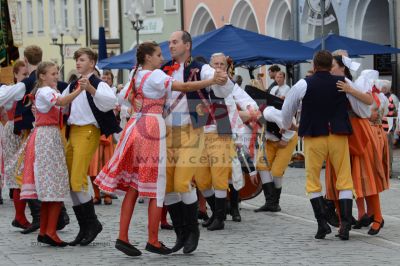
[304,33,400,56]
[98,25,315,70]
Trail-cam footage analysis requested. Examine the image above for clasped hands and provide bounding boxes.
[213,69,228,85]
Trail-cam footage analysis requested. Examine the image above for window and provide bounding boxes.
[61,0,69,30]
[145,0,155,15]
[49,0,56,27]
[16,1,22,31]
[37,0,44,33]
[103,0,110,30]
[26,0,33,33]
[74,0,84,31]
[164,0,177,13]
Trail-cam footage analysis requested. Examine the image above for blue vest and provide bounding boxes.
[13,71,36,134]
[298,71,352,137]
[68,75,121,137]
[162,60,231,134]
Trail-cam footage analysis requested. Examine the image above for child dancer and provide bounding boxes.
[21,61,82,246]
[95,41,226,256]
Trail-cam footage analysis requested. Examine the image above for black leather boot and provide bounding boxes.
[21,199,41,234]
[269,187,281,212]
[310,196,332,239]
[254,182,275,212]
[80,200,103,246]
[336,199,352,240]
[182,201,200,254]
[167,201,186,252]
[202,195,215,227]
[324,198,339,228]
[207,197,226,231]
[229,184,241,222]
[69,204,86,246]
[57,204,70,231]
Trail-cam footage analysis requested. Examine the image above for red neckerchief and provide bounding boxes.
[163,61,180,76]
[371,85,381,108]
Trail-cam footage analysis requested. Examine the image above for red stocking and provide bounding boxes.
[365,194,383,230]
[147,199,162,247]
[39,202,49,236]
[13,189,31,227]
[355,197,366,220]
[118,187,139,243]
[46,202,63,243]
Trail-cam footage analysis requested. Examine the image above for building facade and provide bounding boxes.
[13,0,87,81]
[184,0,395,87]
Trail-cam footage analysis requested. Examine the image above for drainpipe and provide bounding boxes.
[118,0,124,83]
[389,0,398,95]
[180,0,184,30]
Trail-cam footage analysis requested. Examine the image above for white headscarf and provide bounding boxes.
[354,69,379,92]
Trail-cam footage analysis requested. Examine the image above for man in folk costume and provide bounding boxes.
[195,53,255,230]
[281,50,354,240]
[0,46,69,234]
[162,31,233,253]
[254,99,298,213]
[62,48,121,246]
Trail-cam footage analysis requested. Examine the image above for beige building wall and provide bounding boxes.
[16,0,86,82]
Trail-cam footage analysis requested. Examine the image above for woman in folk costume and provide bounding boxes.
[20,61,83,246]
[0,60,29,228]
[94,41,227,256]
[325,56,386,238]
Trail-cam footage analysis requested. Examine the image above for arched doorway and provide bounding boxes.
[265,0,291,39]
[230,0,259,33]
[189,5,216,36]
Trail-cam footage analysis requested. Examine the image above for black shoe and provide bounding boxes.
[80,200,103,246]
[160,223,173,230]
[201,195,215,227]
[198,211,209,221]
[254,182,275,212]
[335,199,352,240]
[353,214,373,229]
[43,235,68,247]
[11,219,30,229]
[69,204,86,246]
[207,197,225,231]
[368,219,384,235]
[145,242,172,255]
[182,201,200,254]
[115,239,142,256]
[21,199,41,234]
[37,235,48,244]
[167,202,186,253]
[0,198,3,205]
[9,188,14,199]
[310,197,332,239]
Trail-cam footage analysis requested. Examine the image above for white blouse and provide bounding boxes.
[35,86,61,114]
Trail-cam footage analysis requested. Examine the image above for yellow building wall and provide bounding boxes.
[17,0,86,82]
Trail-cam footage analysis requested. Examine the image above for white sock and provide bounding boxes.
[75,191,92,204]
[70,192,80,206]
[214,189,227,198]
[339,190,353,199]
[310,192,322,199]
[273,176,283,189]
[259,171,273,184]
[164,192,181,206]
[181,189,197,205]
[201,189,215,198]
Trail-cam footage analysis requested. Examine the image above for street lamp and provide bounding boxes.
[127,1,145,47]
[50,25,80,81]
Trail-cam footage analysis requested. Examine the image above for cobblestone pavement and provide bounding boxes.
[1,150,400,265]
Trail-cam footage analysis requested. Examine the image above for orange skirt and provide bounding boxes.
[88,135,115,177]
[325,117,387,200]
[370,124,390,192]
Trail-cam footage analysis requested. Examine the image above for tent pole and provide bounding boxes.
[389,0,398,95]
[321,0,325,50]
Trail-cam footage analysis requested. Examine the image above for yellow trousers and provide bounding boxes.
[304,134,353,193]
[66,125,100,192]
[257,134,298,177]
[195,133,235,191]
[166,125,205,193]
